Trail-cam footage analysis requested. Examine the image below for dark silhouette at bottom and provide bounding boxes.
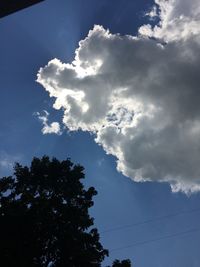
[0,156,131,267]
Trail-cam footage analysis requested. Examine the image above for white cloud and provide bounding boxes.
[35,110,61,135]
[145,5,159,20]
[139,0,200,42]
[37,0,200,193]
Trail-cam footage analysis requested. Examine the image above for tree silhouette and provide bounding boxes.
[0,156,109,267]
[112,259,131,267]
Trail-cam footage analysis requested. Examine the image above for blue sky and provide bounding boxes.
[1,0,200,266]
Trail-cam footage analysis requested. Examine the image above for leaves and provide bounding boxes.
[0,156,108,267]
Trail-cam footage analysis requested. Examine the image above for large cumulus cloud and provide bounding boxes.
[37,0,200,193]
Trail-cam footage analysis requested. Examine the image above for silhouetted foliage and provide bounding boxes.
[112,259,131,267]
[0,156,109,267]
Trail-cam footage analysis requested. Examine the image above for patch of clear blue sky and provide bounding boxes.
[0,1,200,266]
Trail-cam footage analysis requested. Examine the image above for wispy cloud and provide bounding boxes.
[0,152,22,176]
[97,158,105,167]
[35,110,62,135]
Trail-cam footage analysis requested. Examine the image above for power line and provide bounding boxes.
[101,207,200,234]
[110,227,200,252]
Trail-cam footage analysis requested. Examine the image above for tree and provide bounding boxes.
[0,156,108,267]
[112,259,131,267]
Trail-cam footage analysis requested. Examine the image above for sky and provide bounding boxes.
[1,0,200,266]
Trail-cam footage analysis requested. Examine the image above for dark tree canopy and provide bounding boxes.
[0,156,108,267]
[112,259,131,267]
